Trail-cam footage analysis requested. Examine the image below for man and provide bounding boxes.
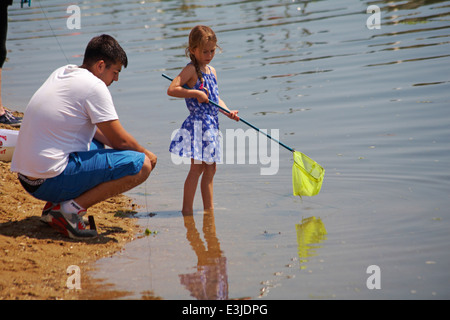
[0,0,22,126]
[11,34,157,240]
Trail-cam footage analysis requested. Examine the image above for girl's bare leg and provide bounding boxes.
[200,162,216,211]
[182,159,204,215]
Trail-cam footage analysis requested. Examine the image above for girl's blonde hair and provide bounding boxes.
[185,25,220,93]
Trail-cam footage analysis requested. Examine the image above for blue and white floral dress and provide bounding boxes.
[169,66,222,163]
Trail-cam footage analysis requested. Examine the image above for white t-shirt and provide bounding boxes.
[11,65,119,178]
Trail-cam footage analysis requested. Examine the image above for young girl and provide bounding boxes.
[168,25,239,215]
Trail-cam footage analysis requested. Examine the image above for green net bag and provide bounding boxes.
[292,151,324,197]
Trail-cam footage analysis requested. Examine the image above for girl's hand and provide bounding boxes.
[195,90,209,103]
[226,110,240,122]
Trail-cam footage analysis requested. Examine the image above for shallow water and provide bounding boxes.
[4,0,450,299]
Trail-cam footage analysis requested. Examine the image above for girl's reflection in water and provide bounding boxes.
[179,210,228,300]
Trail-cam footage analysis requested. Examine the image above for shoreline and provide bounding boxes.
[0,120,144,300]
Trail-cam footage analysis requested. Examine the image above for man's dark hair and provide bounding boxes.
[82,34,128,68]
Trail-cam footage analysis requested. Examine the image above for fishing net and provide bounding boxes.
[292,151,324,197]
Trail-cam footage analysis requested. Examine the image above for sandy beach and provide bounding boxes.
[0,117,144,300]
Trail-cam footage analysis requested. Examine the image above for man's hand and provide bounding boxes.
[144,150,157,169]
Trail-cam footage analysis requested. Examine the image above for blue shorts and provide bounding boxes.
[30,142,145,203]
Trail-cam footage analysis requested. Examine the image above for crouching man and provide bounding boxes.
[11,34,157,239]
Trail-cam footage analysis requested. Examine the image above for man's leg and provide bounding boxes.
[74,154,152,209]
[32,149,153,239]
[46,156,152,240]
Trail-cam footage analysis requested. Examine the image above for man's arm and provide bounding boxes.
[96,119,157,168]
[93,127,112,147]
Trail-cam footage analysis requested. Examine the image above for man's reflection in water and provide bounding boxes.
[179,210,228,300]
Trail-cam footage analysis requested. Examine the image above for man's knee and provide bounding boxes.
[141,153,156,178]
